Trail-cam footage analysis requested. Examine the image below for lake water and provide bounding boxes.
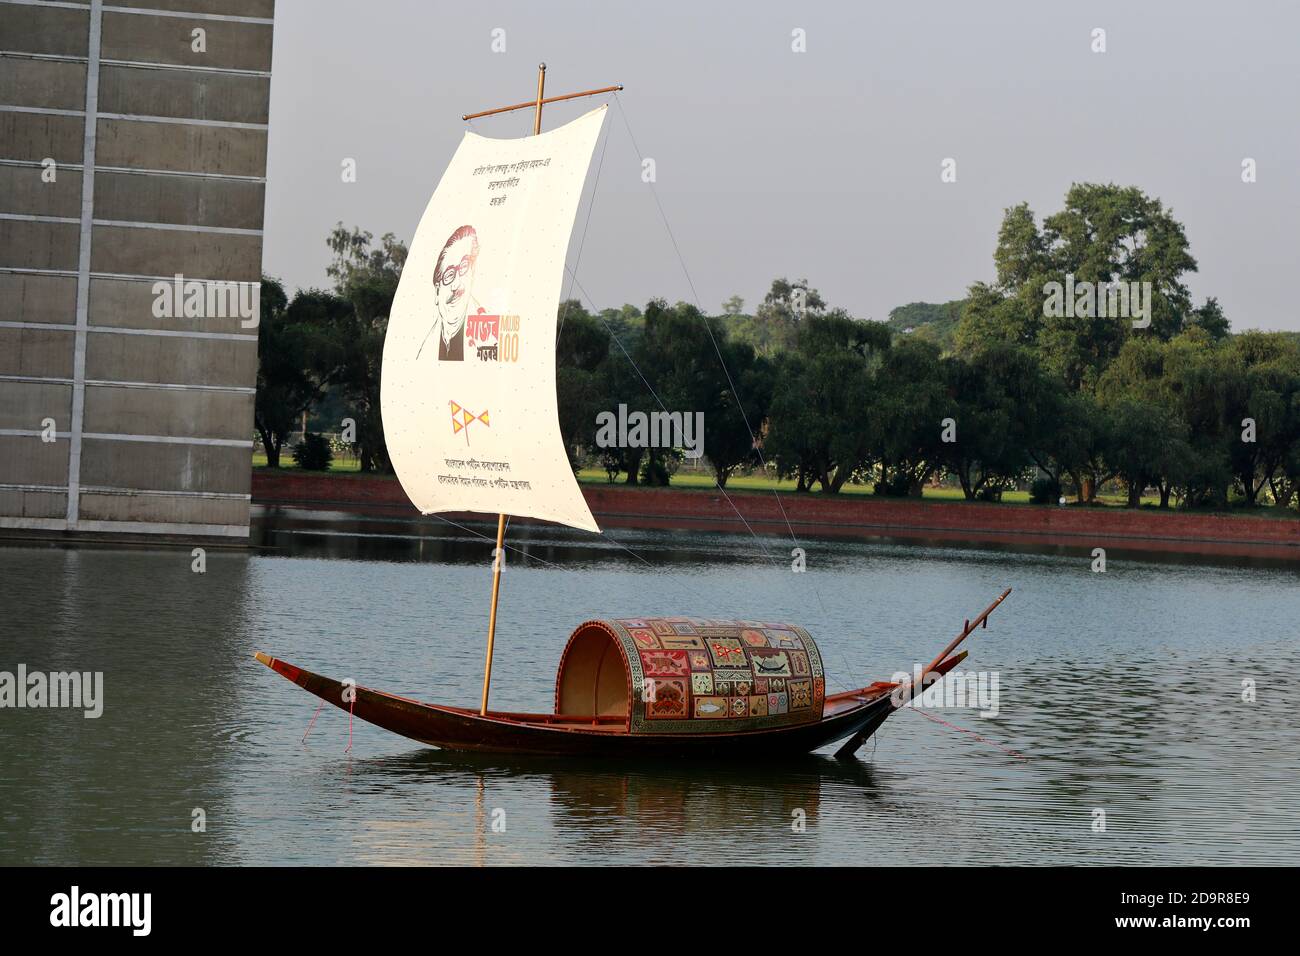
[2,508,1297,865]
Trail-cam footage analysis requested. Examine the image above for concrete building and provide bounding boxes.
[0,0,273,540]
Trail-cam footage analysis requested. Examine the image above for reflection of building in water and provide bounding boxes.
[0,547,253,865]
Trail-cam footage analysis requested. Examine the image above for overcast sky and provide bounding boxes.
[263,0,1300,332]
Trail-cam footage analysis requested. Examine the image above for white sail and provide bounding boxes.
[381,106,606,533]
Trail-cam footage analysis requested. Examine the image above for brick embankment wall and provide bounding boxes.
[252,470,1300,559]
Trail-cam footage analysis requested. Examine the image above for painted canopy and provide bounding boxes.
[555,618,825,734]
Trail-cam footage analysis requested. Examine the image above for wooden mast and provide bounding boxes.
[480,511,506,715]
[479,62,550,716]
[532,61,547,135]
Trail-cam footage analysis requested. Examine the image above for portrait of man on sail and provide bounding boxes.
[418,224,479,362]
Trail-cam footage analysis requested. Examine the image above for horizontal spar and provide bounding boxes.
[462,85,624,121]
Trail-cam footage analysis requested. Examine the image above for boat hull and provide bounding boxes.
[255,653,899,757]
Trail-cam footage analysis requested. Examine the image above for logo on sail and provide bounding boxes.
[449,400,490,444]
[466,308,521,362]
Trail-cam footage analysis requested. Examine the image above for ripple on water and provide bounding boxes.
[1,531,1297,865]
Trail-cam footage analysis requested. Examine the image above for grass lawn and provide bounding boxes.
[248,454,1292,516]
[252,451,362,473]
[574,467,1159,507]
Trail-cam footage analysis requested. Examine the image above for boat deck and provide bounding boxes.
[439,683,896,732]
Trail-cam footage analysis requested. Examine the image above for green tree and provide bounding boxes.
[1222,332,1300,505]
[1047,391,1117,503]
[739,278,827,355]
[627,300,773,487]
[955,276,1053,354]
[324,223,406,472]
[1001,350,1084,499]
[1160,330,1233,507]
[1097,336,1195,507]
[1188,297,1230,340]
[291,432,334,471]
[760,278,825,323]
[1042,184,1197,338]
[872,338,949,496]
[992,202,1051,290]
[766,311,890,493]
[556,300,612,468]
[253,277,341,467]
[940,344,1036,500]
[956,185,1211,393]
[886,299,966,353]
[1105,400,1192,508]
[597,303,644,352]
[702,339,773,487]
[593,342,655,485]
[1274,442,1300,511]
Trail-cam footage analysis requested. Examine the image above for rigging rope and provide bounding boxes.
[344,692,355,754]
[542,114,796,581]
[611,95,805,554]
[429,512,722,610]
[460,96,857,687]
[560,265,791,578]
[902,704,1029,761]
[577,95,839,641]
[557,107,612,345]
[474,95,807,590]
[557,221,849,685]
[301,698,325,744]
[467,103,705,596]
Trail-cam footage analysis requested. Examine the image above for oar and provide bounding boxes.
[833,588,1012,760]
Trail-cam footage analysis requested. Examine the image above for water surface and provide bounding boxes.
[2,510,1297,865]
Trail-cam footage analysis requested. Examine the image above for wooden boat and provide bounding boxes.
[256,594,1010,758]
[254,66,1015,759]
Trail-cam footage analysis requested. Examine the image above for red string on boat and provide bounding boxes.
[301,699,325,744]
[903,705,1029,761]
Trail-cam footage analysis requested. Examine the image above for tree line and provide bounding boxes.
[256,184,1300,511]
[255,225,401,470]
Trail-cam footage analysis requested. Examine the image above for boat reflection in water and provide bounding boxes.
[332,749,914,866]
